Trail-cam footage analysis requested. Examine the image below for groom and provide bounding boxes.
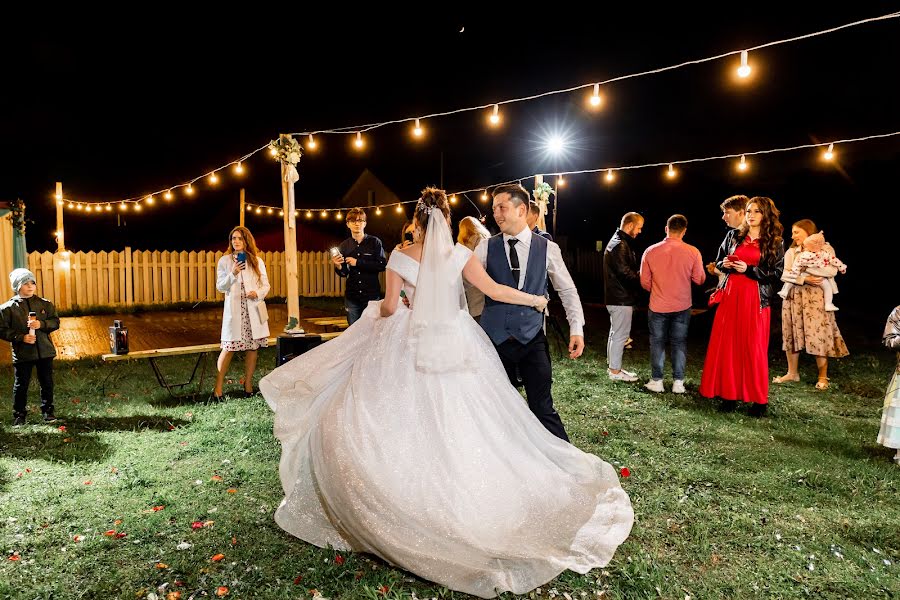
[475,184,586,441]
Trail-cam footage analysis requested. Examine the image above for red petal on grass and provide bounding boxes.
[73,535,85,542]
[25,468,31,473]
[620,467,631,478]
[16,473,22,478]
[83,480,92,485]
[602,431,609,436]
[167,592,182,600]
[156,562,168,569]
[379,585,390,595]
[152,506,165,512]
[191,521,204,530]
[58,426,66,432]
[335,555,345,566]
[114,519,123,525]
[211,475,223,482]
[115,532,127,539]
[216,586,229,596]
[211,553,225,562]
[227,488,237,494]
[8,554,20,561]
[104,530,116,536]
[293,575,303,585]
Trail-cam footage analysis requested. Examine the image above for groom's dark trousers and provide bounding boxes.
[496,330,569,442]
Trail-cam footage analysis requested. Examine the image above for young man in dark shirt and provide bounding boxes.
[332,207,387,325]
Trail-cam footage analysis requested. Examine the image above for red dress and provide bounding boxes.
[699,238,770,404]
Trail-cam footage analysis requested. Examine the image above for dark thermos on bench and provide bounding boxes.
[109,320,129,355]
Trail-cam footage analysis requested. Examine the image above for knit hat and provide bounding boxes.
[9,268,36,293]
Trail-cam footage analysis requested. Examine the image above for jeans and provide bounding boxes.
[648,309,691,381]
[13,358,55,417]
[606,305,633,370]
[345,298,369,326]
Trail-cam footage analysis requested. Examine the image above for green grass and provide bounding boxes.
[1,340,897,599]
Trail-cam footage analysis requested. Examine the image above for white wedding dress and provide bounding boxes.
[261,216,633,598]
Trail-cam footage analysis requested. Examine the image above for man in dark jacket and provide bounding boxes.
[331,207,387,325]
[0,268,60,425]
[603,212,644,382]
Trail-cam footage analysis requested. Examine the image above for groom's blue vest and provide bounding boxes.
[480,233,548,345]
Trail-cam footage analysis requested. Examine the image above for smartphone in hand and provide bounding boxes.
[236,251,247,265]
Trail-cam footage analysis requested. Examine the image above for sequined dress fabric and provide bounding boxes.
[260,245,633,598]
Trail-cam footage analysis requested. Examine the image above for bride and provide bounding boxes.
[260,188,633,598]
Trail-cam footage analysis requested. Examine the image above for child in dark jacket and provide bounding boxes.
[0,268,60,426]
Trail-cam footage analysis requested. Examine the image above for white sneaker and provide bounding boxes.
[608,369,639,382]
[672,380,686,394]
[644,379,665,393]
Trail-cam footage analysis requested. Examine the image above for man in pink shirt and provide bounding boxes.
[639,214,706,393]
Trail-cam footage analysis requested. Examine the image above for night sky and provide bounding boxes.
[4,6,899,327]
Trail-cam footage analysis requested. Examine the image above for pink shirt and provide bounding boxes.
[640,237,706,313]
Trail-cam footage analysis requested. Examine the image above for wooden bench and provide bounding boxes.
[101,332,341,399]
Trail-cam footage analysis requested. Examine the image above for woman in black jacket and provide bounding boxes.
[699,197,785,416]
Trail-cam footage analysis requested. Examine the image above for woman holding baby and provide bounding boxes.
[773,218,849,390]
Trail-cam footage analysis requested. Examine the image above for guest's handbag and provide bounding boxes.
[256,301,269,323]
[708,287,724,307]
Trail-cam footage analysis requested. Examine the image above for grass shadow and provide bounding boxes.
[0,429,111,463]
[62,415,190,432]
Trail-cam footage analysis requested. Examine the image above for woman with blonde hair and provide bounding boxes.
[214,226,270,400]
[457,215,491,319]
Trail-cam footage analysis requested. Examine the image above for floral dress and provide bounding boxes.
[877,306,900,450]
[221,279,268,351]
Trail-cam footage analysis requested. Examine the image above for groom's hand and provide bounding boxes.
[568,335,585,359]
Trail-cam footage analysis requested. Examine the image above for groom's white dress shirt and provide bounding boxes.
[474,226,585,338]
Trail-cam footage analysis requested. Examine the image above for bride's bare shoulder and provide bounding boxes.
[399,244,423,262]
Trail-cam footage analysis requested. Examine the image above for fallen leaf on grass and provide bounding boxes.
[63,438,72,443]
[227,488,237,494]
[166,592,181,600]
[156,562,168,569]
[211,553,225,562]
[211,475,223,482]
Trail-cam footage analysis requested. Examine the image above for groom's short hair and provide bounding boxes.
[492,184,530,207]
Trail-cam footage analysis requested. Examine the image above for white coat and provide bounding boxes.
[217,254,271,342]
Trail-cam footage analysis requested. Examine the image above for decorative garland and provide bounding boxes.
[9,198,28,236]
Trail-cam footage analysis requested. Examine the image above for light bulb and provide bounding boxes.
[450,195,458,204]
[255,207,262,214]
[737,155,749,172]
[279,210,284,216]
[269,147,277,156]
[105,204,112,211]
[306,210,313,218]
[55,192,63,201]
[336,211,343,220]
[480,191,488,202]
[267,207,274,214]
[737,50,751,78]
[85,205,92,213]
[321,210,328,218]
[246,205,253,212]
[120,202,128,211]
[605,169,615,182]
[413,118,423,138]
[134,203,142,212]
[395,204,403,213]
[209,172,218,185]
[354,131,364,149]
[234,162,244,175]
[67,202,74,209]
[307,134,317,150]
[146,195,155,205]
[823,143,835,161]
[557,176,565,187]
[666,164,677,179]
[375,207,382,215]
[489,104,501,126]
[589,83,602,107]
[185,185,195,196]
[164,190,173,201]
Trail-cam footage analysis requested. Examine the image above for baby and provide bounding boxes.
[779,231,847,311]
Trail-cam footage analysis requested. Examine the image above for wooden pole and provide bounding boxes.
[52,182,70,310]
[279,134,301,331]
[239,188,245,227]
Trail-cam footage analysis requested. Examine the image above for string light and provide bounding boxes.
[395,204,403,213]
[134,203,142,212]
[488,104,501,126]
[737,155,749,172]
[605,169,615,182]
[246,205,253,212]
[255,207,262,214]
[354,131,365,149]
[279,209,284,216]
[120,202,128,211]
[481,191,489,202]
[269,147,277,156]
[666,164,677,179]
[375,207,382,216]
[234,162,244,175]
[55,192,63,201]
[105,204,112,212]
[164,190,173,201]
[412,118,424,138]
[335,211,342,220]
[85,205,92,213]
[145,195,155,205]
[185,185,195,196]
[557,176,565,187]
[737,50,752,78]
[267,207,274,214]
[320,210,328,218]
[449,195,458,204]
[307,134,317,150]
[823,143,835,160]
[67,202,74,209]
[306,210,313,218]
[589,83,603,107]
[209,172,219,185]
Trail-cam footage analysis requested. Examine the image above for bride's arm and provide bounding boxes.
[380,269,403,317]
[462,254,547,311]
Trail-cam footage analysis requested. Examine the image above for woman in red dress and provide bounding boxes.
[699,197,785,416]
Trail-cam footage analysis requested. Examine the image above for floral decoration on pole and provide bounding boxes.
[532,182,555,230]
[269,135,303,229]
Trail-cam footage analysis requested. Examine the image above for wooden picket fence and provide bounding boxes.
[27,248,347,310]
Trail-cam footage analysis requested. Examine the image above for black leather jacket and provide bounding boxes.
[715,229,785,310]
[604,229,641,306]
[0,295,60,363]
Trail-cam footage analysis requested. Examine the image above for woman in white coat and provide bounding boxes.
[213,226,270,400]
